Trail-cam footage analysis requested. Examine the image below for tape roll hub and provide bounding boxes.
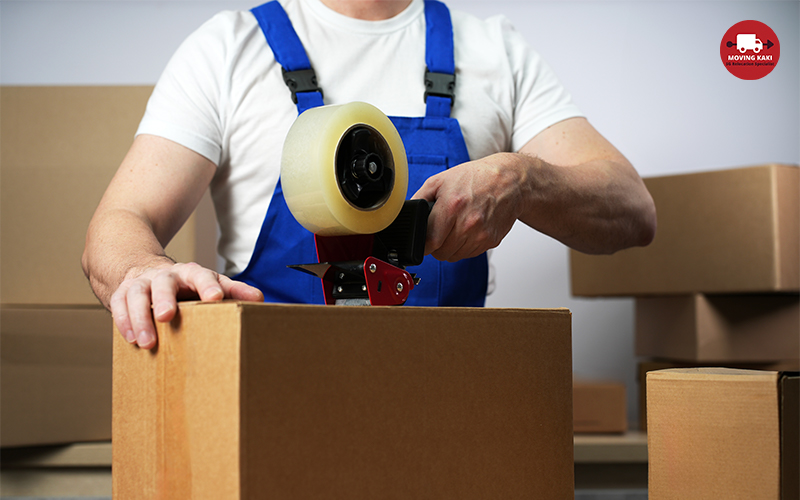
[337,125,394,209]
[282,102,408,236]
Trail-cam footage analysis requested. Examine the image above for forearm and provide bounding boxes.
[82,135,263,350]
[82,208,175,309]
[412,117,655,262]
[83,203,263,350]
[508,152,656,254]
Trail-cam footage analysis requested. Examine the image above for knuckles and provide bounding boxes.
[126,280,151,295]
[462,211,486,234]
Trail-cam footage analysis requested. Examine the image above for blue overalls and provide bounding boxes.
[234,0,488,306]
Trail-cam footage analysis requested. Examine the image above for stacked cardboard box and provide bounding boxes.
[635,290,800,430]
[570,165,799,297]
[571,164,800,409]
[572,379,627,434]
[0,86,216,447]
[570,165,800,494]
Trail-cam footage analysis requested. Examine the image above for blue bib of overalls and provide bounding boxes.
[234,0,488,306]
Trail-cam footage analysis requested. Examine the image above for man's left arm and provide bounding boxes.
[412,117,657,262]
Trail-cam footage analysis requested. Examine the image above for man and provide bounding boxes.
[82,0,656,350]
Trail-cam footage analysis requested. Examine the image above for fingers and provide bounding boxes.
[173,263,225,302]
[127,280,159,349]
[413,174,465,257]
[150,270,180,323]
[110,285,136,345]
[410,180,437,205]
[421,182,488,262]
[424,201,457,257]
[220,275,265,302]
[110,263,264,351]
[415,161,517,262]
[432,233,471,262]
[110,278,158,349]
[429,217,488,262]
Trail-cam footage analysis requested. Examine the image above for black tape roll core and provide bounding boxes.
[336,126,395,210]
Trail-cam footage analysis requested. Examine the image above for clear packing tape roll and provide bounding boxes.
[281,102,408,236]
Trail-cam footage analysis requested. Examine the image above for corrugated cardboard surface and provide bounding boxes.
[0,86,216,305]
[113,302,574,499]
[570,164,800,297]
[647,368,783,499]
[636,293,800,362]
[637,360,800,432]
[1,306,112,447]
[573,380,627,434]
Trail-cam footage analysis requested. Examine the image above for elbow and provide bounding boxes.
[81,243,111,310]
[638,200,658,247]
[631,192,658,247]
[81,233,102,301]
[598,191,657,255]
[81,228,93,281]
[81,247,91,281]
[80,244,100,303]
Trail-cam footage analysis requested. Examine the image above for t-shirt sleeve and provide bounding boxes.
[136,13,232,166]
[496,16,584,152]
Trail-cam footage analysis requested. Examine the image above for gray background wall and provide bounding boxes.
[2,0,798,425]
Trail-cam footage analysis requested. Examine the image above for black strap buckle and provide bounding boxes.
[424,69,456,106]
[282,68,323,104]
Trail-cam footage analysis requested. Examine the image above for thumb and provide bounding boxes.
[410,175,440,202]
[229,281,265,302]
[220,276,265,302]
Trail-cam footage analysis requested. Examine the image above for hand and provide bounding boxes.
[109,262,263,349]
[412,154,526,262]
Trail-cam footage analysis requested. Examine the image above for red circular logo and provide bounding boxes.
[721,21,780,80]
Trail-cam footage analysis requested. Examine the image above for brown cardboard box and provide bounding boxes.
[636,293,800,362]
[0,306,112,447]
[0,86,217,305]
[636,360,800,432]
[647,368,799,499]
[573,380,627,434]
[113,301,574,499]
[570,165,800,297]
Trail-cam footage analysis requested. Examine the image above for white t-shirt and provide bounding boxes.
[137,0,582,277]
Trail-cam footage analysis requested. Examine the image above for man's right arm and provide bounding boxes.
[82,134,263,349]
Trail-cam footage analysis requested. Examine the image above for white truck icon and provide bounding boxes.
[737,33,763,53]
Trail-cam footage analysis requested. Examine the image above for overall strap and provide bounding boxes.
[251,1,324,114]
[423,0,456,118]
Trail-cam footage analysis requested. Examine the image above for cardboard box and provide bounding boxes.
[573,380,627,434]
[570,165,800,297]
[1,306,113,447]
[0,86,217,305]
[636,293,800,362]
[637,359,800,432]
[113,302,574,499]
[647,368,799,499]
